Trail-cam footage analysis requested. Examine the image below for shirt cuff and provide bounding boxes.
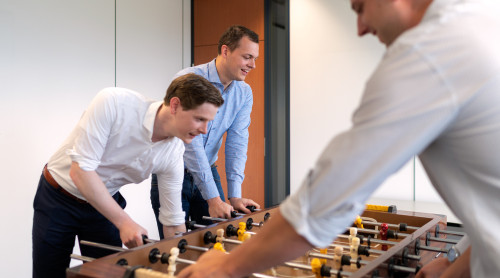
[227,180,242,199]
[280,180,365,248]
[66,148,100,171]
[158,209,185,226]
[198,179,221,200]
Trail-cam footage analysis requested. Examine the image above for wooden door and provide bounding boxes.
[193,0,265,207]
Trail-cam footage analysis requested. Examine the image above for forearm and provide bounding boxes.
[163,224,187,238]
[224,210,313,277]
[442,247,471,278]
[69,162,132,229]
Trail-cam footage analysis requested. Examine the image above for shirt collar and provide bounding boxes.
[144,101,163,141]
[207,58,235,91]
[207,59,223,84]
[421,0,463,23]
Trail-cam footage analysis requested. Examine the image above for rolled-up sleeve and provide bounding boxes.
[67,89,116,171]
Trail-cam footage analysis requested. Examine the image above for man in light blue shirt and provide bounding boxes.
[151,25,261,238]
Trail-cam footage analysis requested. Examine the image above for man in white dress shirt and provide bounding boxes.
[178,0,500,277]
[32,73,224,278]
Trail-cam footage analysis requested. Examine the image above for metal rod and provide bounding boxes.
[419,245,449,253]
[176,257,196,265]
[362,221,419,231]
[390,264,417,274]
[202,216,228,222]
[70,254,95,262]
[223,238,242,245]
[251,222,264,228]
[144,238,158,244]
[79,240,126,252]
[329,243,385,255]
[407,254,421,261]
[357,228,409,238]
[186,245,209,252]
[336,235,398,245]
[438,230,466,236]
[251,274,279,278]
[284,261,352,277]
[428,236,460,245]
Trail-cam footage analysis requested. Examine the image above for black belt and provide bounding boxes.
[43,164,88,204]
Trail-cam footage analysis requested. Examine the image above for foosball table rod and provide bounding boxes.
[334,236,421,262]
[187,217,263,231]
[79,240,127,252]
[426,231,459,245]
[434,225,466,237]
[150,246,352,278]
[415,238,449,254]
[71,253,177,278]
[356,227,408,239]
[336,234,398,247]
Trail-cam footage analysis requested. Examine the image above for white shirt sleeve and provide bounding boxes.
[281,42,459,247]
[66,89,116,171]
[157,141,186,226]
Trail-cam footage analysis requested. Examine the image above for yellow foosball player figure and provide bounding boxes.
[238,222,252,242]
[213,242,226,253]
[319,248,328,265]
[354,216,364,229]
[310,258,323,278]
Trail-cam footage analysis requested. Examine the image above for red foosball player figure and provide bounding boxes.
[380,223,389,251]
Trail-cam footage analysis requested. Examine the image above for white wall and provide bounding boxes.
[290,0,444,204]
[0,0,190,276]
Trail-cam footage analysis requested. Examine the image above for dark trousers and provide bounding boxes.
[32,173,126,278]
[150,165,225,239]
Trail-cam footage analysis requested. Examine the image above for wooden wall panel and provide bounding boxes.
[193,0,265,207]
[194,0,265,47]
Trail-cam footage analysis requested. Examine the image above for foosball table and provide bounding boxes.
[67,205,463,277]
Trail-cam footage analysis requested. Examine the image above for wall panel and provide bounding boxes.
[193,0,266,206]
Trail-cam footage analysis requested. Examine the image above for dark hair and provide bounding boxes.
[164,73,224,110]
[217,25,259,54]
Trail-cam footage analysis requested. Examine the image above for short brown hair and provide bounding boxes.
[217,25,259,54]
[164,73,224,110]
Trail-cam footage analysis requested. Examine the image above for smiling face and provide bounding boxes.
[173,101,218,144]
[218,36,259,86]
[351,0,409,47]
[153,74,223,143]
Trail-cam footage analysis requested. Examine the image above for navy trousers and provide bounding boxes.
[150,165,225,239]
[32,173,126,278]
